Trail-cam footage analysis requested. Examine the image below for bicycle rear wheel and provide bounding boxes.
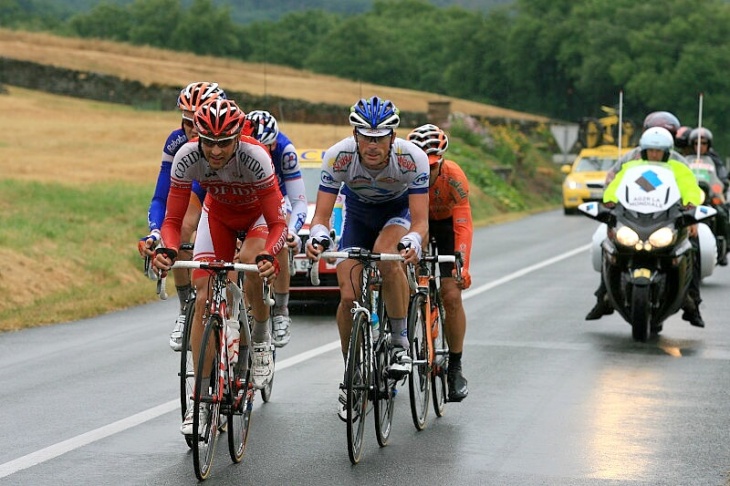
[179,294,196,449]
[431,293,448,417]
[193,316,222,481]
[407,292,430,430]
[345,312,369,465]
[373,313,395,447]
[228,350,253,463]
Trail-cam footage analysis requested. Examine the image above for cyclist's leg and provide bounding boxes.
[169,193,202,350]
[431,219,468,401]
[272,199,292,347]
[238,220,275,387]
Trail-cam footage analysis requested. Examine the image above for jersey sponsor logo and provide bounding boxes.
[448,179,468,198]
[321,171,335,185]
[414,172,429,186]
[396,154,417,173]
[331,151,354,172]
[238,152,267,180]
[281,151,298,171]
[166,133,187,155]
[173,150,202,178]
[204,183,258,197]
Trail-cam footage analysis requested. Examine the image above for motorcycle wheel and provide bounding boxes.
[630,285,651,343]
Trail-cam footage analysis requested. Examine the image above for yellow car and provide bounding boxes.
[561,145,628,215]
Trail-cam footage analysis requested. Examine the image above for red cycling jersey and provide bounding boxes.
[428,159,473,272]
[161,136,287,259]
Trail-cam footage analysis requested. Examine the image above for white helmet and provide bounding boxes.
[245,110,279,146]
[639,126,673,161]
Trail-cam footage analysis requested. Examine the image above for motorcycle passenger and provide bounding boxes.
[605,111,686,186]
[688,127,728,191]
[586,126,706,328]
[675,126,694,156]
[688,127,730,266]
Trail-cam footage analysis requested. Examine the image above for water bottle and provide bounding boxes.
[370,290,380,342]
[226,319,240,365]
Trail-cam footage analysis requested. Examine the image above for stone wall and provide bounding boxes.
[0,57,428,126]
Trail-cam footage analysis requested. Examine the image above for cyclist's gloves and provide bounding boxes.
[287,232,302,253]
[152,247,178,279]
[255,253,280,277]
[399,232,423,259]
[137,229,161,257]
[309,224,331,251]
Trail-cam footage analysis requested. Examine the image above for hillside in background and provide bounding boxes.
[0,29,548,125]
[24,0,514,24]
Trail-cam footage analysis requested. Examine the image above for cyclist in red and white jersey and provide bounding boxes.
[407,124,472,402]
[138,81,225,351]
[305,96,430,419]
[245,110,308,348]
[152,98,287,435]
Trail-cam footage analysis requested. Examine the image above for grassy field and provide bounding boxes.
[0,30,558,331]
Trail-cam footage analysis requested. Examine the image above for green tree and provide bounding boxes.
[68,2,132,41]
[170,0,241,56]
[127,0,181,49]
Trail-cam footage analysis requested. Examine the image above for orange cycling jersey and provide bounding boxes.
[429,159,473,271]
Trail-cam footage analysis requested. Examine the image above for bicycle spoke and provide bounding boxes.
[346,313,369,464]
[408,293,430,430]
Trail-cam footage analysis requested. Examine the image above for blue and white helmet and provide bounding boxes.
[349,96,400,137]
[245,110,279,146]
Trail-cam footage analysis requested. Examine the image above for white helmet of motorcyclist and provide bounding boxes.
[639,126,674,162]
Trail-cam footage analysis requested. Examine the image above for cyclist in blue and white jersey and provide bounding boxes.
[138,81,226,350]
[305,96,430,420]
[244,110,307,348]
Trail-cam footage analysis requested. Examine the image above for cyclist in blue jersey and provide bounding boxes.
[244,110,307,348]
[305,96,430,420]
[138,81,226,350]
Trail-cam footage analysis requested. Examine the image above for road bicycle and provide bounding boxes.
[311,247,405,464]
[170,258,275,481]
[406,240,463,430]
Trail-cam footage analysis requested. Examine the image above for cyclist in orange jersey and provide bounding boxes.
[407,124,472,402]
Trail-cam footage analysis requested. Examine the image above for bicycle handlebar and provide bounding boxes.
[310,248,404,286]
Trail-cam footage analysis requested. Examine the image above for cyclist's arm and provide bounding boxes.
[258,177,289,257]
[407,192,429,246]
[283,174,307,235]
[148,162,172,232]
[452,199,473,274]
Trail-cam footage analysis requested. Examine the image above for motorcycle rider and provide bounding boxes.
[686,127,730,265]
[675,126,694,156]
[586,126,706,328]
[605,111,686,186]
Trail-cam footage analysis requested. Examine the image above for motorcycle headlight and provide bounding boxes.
[616,226,639,247]
[648,227,675,248]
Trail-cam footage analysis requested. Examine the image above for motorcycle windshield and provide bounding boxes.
[615,163,681,214]
[686,155,721,187]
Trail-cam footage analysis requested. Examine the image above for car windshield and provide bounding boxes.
[575,157,616,172]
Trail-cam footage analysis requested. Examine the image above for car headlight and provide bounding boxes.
[615,226,639,247]
[565,180,584,190]
[648,227,675,248]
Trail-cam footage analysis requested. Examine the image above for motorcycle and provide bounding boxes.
[687,155,729,265]
[580,162,716,342]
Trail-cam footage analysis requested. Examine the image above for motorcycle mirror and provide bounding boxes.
[578,201,614,225]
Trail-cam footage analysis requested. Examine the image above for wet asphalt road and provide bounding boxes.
[1,209,730,485]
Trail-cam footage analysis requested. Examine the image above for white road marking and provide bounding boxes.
[0,246,588,478]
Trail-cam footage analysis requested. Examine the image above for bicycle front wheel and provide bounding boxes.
[179,295,196,449]
[431,293,449,417]
[408,292,431,430]
[345,312,369,465]
[228,348,253,463]
[373,314,395,447]
[192,316,223,481]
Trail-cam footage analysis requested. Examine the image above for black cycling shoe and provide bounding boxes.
[682,308,705,328]
[585,298,614,320]
[447,365,469,402]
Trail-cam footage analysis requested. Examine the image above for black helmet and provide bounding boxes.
[642,111,681,137]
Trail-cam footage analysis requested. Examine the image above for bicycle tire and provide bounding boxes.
[192,316,222,481]
[227,345,253,463]
[179,293,196,449]
[373,312,395,447]
[431,291,448,417]
[346,312,369,465]
[407,292,430,430]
